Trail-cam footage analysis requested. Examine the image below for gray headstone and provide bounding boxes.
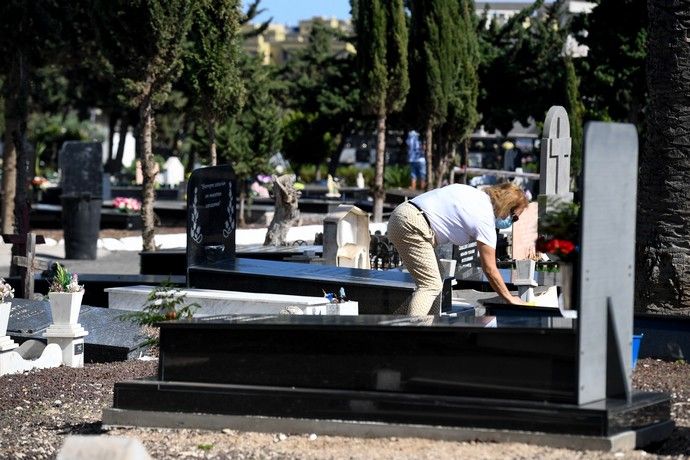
[577,122,638,404]
[538,106,573,216]
[59,141,103,198]
[186,165,237,268]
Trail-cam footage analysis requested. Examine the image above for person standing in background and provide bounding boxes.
[406,130,426,190]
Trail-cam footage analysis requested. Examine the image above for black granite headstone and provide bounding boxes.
[59,141,103,198]
[6,299,149,362]
[79,307,151,362]
[186,165,236,269]
[59,141,103,259]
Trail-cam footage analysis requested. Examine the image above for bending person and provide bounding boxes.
[388,182,529,315]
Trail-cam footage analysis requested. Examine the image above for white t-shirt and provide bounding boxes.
[410,184,497,248]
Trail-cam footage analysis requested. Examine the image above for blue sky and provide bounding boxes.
[243,1,538,26]
[244,0,352,26]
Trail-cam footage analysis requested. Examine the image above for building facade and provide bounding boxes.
[242,17,354,66]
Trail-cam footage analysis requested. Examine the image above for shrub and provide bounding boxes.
[384,164,411,188]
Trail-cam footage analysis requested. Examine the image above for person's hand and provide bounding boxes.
[507,295,529,306]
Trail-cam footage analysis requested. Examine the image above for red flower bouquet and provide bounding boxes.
[537,199,579,263]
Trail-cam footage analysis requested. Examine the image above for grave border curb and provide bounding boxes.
[101,408,674,452]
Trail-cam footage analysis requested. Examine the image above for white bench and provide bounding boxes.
[104,285,358,316]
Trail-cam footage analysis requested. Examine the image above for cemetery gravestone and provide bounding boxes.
[511,202,538,260]
[8,299,150,362]
[186,167,450,314]
[538,106,573,218]
[322,205,370,269]
[59,141,103,259]
[577,122,638,403]
[162,156,184,187]
[186,165,236,269]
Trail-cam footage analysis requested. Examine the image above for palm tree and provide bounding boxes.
[636,0,690,314]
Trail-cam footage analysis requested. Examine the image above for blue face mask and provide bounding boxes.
[495,215,513,229]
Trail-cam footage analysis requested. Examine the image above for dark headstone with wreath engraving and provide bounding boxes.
[186,165,237,269]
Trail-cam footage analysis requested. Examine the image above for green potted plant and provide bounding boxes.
[119,282,200,345]
[48,263,84,326]
[0,278,15,337]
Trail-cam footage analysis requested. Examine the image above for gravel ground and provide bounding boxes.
[0,358,687,459]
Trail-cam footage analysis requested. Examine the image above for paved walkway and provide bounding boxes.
[0,223,388,277]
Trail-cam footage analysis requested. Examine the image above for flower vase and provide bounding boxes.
[48,291,85,325]
[0,301,11,336]
[558,263,573,309]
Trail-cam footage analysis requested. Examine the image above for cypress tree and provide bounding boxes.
[407,0,462,188]
[184,0,245,166]
[355,0,409,222]
[93,0,195,252]
[439,0,480,186]
[564,57,584,178]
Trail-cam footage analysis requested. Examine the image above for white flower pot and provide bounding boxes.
[515,259,536,281]
[48,291,85,325]
[0,301,11,336]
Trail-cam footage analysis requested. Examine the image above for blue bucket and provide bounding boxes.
[632,334,643,369]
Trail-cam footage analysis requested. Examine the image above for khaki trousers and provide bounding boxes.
[387,201,443,316]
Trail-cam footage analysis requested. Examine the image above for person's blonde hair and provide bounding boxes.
[484,182,529,218]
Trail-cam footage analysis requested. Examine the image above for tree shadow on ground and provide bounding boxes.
[645,426,690,456]
[57,421,106,436]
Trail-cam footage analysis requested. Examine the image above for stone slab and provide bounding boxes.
[188,258,453,314]
[511,202,539,260]
[7,299,149,362]
[102,408,674,452]
[57,435,151,460]
[105,285,358,316]
[578,122,639,404]
[139,246,324,276]
[107,379,672,441]
[156,314,577,403]
[6,299,55,334]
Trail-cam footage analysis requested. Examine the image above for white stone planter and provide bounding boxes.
[48,291,85,325]
[0,301,11,336]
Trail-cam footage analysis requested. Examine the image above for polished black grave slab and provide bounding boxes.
[187,258,452,314]
[111,381,671,438]
[140,245,324,276]
[158,315,577,403]
[7,299,150,362]
[111,314,672,440]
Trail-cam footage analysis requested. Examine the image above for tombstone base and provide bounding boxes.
[0,335,18,352]
[44,325,88,367]
[0,341,62,375]
[102,409,673,452]
[105,380,672,450]
[43,323,88,339]
[47,336,86,367]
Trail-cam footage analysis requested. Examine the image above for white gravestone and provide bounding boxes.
[322,205,371,269]
[106,286,359,316]
[538,106,573,217]
[162,156,184,187]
